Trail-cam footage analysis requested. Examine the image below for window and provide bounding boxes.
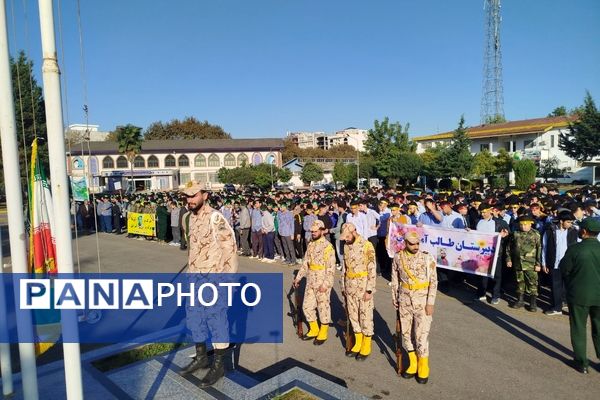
[133,156,145,168]
[72,157,84,170]
[180,173,191,185]
[194,154,206,167]
[252,153,263,165]
[116,156,128,169]
[208,154,220,168]
[266,153,276,165]
[550,135,555,148]
[224,153,236,167]
[208,172,219,183]
[102,156,115,169]
[503,142,511,151]
[480,144,490,152]
[237,153,249,166]
[178,155,189,167]
[194,172,207,183]
[147,155,159,168]
[165,155,176,167]
[524,140,534,149]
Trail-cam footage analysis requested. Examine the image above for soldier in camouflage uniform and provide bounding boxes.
[391,231,437,384]
[293,220,336,345]
[506,215,542,312]
[178,181,238,388]
[340,223,377,360]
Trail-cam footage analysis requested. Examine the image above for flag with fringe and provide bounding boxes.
[28,138,61,355]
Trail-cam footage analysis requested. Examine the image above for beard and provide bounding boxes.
[189,199,204,214]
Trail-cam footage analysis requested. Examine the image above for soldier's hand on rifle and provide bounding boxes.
[363,291,373,301]
[318,285,328,293]
[292,280,299,288]
[534,264,541,272]
[425,304,434,316]
[393,300,399,309]
[506,261,512,268]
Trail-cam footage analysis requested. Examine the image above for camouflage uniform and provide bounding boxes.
[391,250,438,357]
[505,229,541,296]
[342,236,377,336]
[296,236,336,324]
[186,204,238,349]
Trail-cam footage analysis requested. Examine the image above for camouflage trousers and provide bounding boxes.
[515,268,539,296]
[398,290,432,357]
[186,303,230,350]
[346,292,374,336]
[302,286,332,324]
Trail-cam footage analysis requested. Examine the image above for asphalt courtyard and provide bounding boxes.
[2,227,600,400]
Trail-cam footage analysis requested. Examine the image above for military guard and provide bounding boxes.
[178,181,238,388]
[340,223,377,360]
[506,215,542,311]
[391,231,438,384]
[293,220,336,345]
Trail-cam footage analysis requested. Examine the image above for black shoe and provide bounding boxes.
[198,349,226,387]
[416,376,429,384]
[576,365,589,374]
[527,296,538,312]
[179,343,210,376]
[345,350,358,357]
[401,371,416,379]
[301,334,317,341]
[510,294,524,309]
[355,353,368,361]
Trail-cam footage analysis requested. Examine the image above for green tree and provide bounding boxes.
[217,167,231,184]
[300,162,324,185]
[277,167,292,183]
[0,51,47,191]
[513,159,537,190]
[538,156,565,179]
[333,161,350,187]
[484,114,507,124]
[441,116,473,190]
[471,150,497,178]
[394,152,423,187]
[144,116,231,140]
[364,117,416,185]
[494,148,514,175]
[115,124,143,192]
[420,145,447,181]
[559,92,600,161]
[547,106,568,117]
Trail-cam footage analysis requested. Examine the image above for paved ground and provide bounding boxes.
[3,229,600,399]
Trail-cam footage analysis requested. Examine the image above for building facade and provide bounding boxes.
[287,127,367,151]
[413,116,600,184]
[68,138,284,193]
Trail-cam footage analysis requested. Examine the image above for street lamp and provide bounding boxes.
[343,133,360,190]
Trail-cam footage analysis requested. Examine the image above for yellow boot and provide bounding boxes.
[346,332,363,357]
[416,356,429,384]
[313,323,329,345]
[356,335,372,361]
[302,321,319,341]
[401,351,417,379]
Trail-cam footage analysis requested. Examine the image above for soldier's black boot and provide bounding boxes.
[527,295,538,312]
[510,294,524,309]
[179,343,210,376]
[198,348,226,388]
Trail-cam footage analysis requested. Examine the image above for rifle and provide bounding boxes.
[395,309,402,375]
[344,293,354,352]
[286,284,304,338]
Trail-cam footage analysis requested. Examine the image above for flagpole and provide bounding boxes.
[0,0,40,398]
[0,226,14,397]
[37,1,83,399]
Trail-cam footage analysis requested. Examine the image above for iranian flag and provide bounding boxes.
[28,138,58,274]
[28,138,60,355]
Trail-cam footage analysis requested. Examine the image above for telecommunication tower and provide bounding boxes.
[481,0,505,124]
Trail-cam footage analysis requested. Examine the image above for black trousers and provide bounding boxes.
[367,236,379,274]
[477,262,503,299]
[550,268,565,311]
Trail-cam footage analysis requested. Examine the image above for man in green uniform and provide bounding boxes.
[506,215,542,311]
[559,218,600,374]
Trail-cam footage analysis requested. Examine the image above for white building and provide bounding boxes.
[66,124,110,142]
[287,127,367,151]
[67,138,284,193]
[328,127,368,152]
[412,116,600,184]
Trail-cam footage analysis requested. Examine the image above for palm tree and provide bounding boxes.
[115,124,143,193]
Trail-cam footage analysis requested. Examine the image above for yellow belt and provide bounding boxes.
[345,270,368,279]
[401,282,430,290]
[309,264,326,271]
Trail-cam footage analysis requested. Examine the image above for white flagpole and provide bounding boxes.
[37,1,83,399]
[0,226,14,397]
[0,0,39,398]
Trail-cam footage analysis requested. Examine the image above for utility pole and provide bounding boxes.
[38,0,84,398]
[0,0,39,398]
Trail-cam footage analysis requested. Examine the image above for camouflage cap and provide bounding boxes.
[179,180,204,196]
[311,220,325,231]
[404,231,421,244]
[339,222,357,241]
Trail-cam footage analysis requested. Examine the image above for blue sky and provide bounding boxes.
[7,0,600,138]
